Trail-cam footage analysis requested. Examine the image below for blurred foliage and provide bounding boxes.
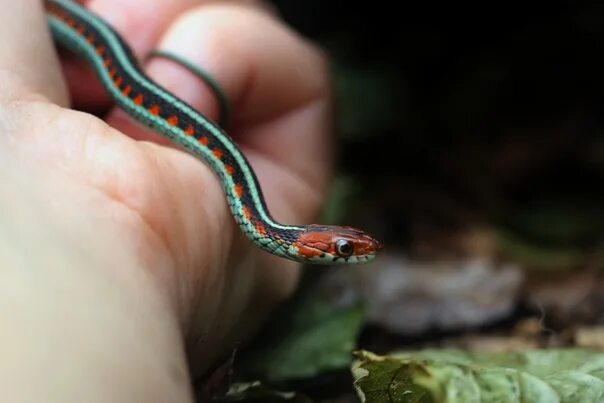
[353,349,604,402]
[217,382,313,403]
[237,273,366,384]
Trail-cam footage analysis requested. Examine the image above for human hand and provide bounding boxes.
[0,0,332,400]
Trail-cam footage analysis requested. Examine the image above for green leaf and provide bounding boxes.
[352,349,604,403]
[239,274,366,383]
[219,382,313,403]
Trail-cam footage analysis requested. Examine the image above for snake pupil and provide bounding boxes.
[336,239,353,257]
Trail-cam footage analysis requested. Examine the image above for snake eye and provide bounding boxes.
[336,239,353,257]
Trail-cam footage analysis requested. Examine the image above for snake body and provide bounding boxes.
[45,0,381,264]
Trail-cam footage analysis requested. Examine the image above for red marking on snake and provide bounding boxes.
[149,105,161,116]
[225,165,235,175]
[235,184,244,198]
[109,68,117,78]
[185,126,195,136]
[243,206,251,220]
[122,85,132,97]
[114,77,123,87]
[256,223,266,236]
[134,94,144,105]
[96,46,105,55]
[167,116,179,126]
[103,58,111,67]
[213,149,223,159]
[86,34,95,44]
[200,136,209,146]
[77,25,85,35]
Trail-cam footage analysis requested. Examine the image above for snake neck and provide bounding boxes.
[224,184,305,258]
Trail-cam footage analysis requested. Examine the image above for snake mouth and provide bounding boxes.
[329,253,377,264]
[297,247,379,265]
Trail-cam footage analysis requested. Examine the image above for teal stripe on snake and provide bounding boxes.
[45,0,382,264]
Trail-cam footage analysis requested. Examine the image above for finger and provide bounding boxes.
[60,0,203,110]
[103,2,279,145]
[108,4,333,189]
[180,5,333,203]
[146,4,330,127]
[0,0,68,104]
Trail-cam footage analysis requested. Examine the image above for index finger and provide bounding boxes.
[58,0,204,110]
[143,5,335,199]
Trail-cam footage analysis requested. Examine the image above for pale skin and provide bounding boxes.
[0,0,332,401]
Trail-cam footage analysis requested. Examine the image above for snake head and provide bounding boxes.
[294,225,382,264]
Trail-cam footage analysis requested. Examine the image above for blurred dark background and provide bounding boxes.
[267,1,604,264]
